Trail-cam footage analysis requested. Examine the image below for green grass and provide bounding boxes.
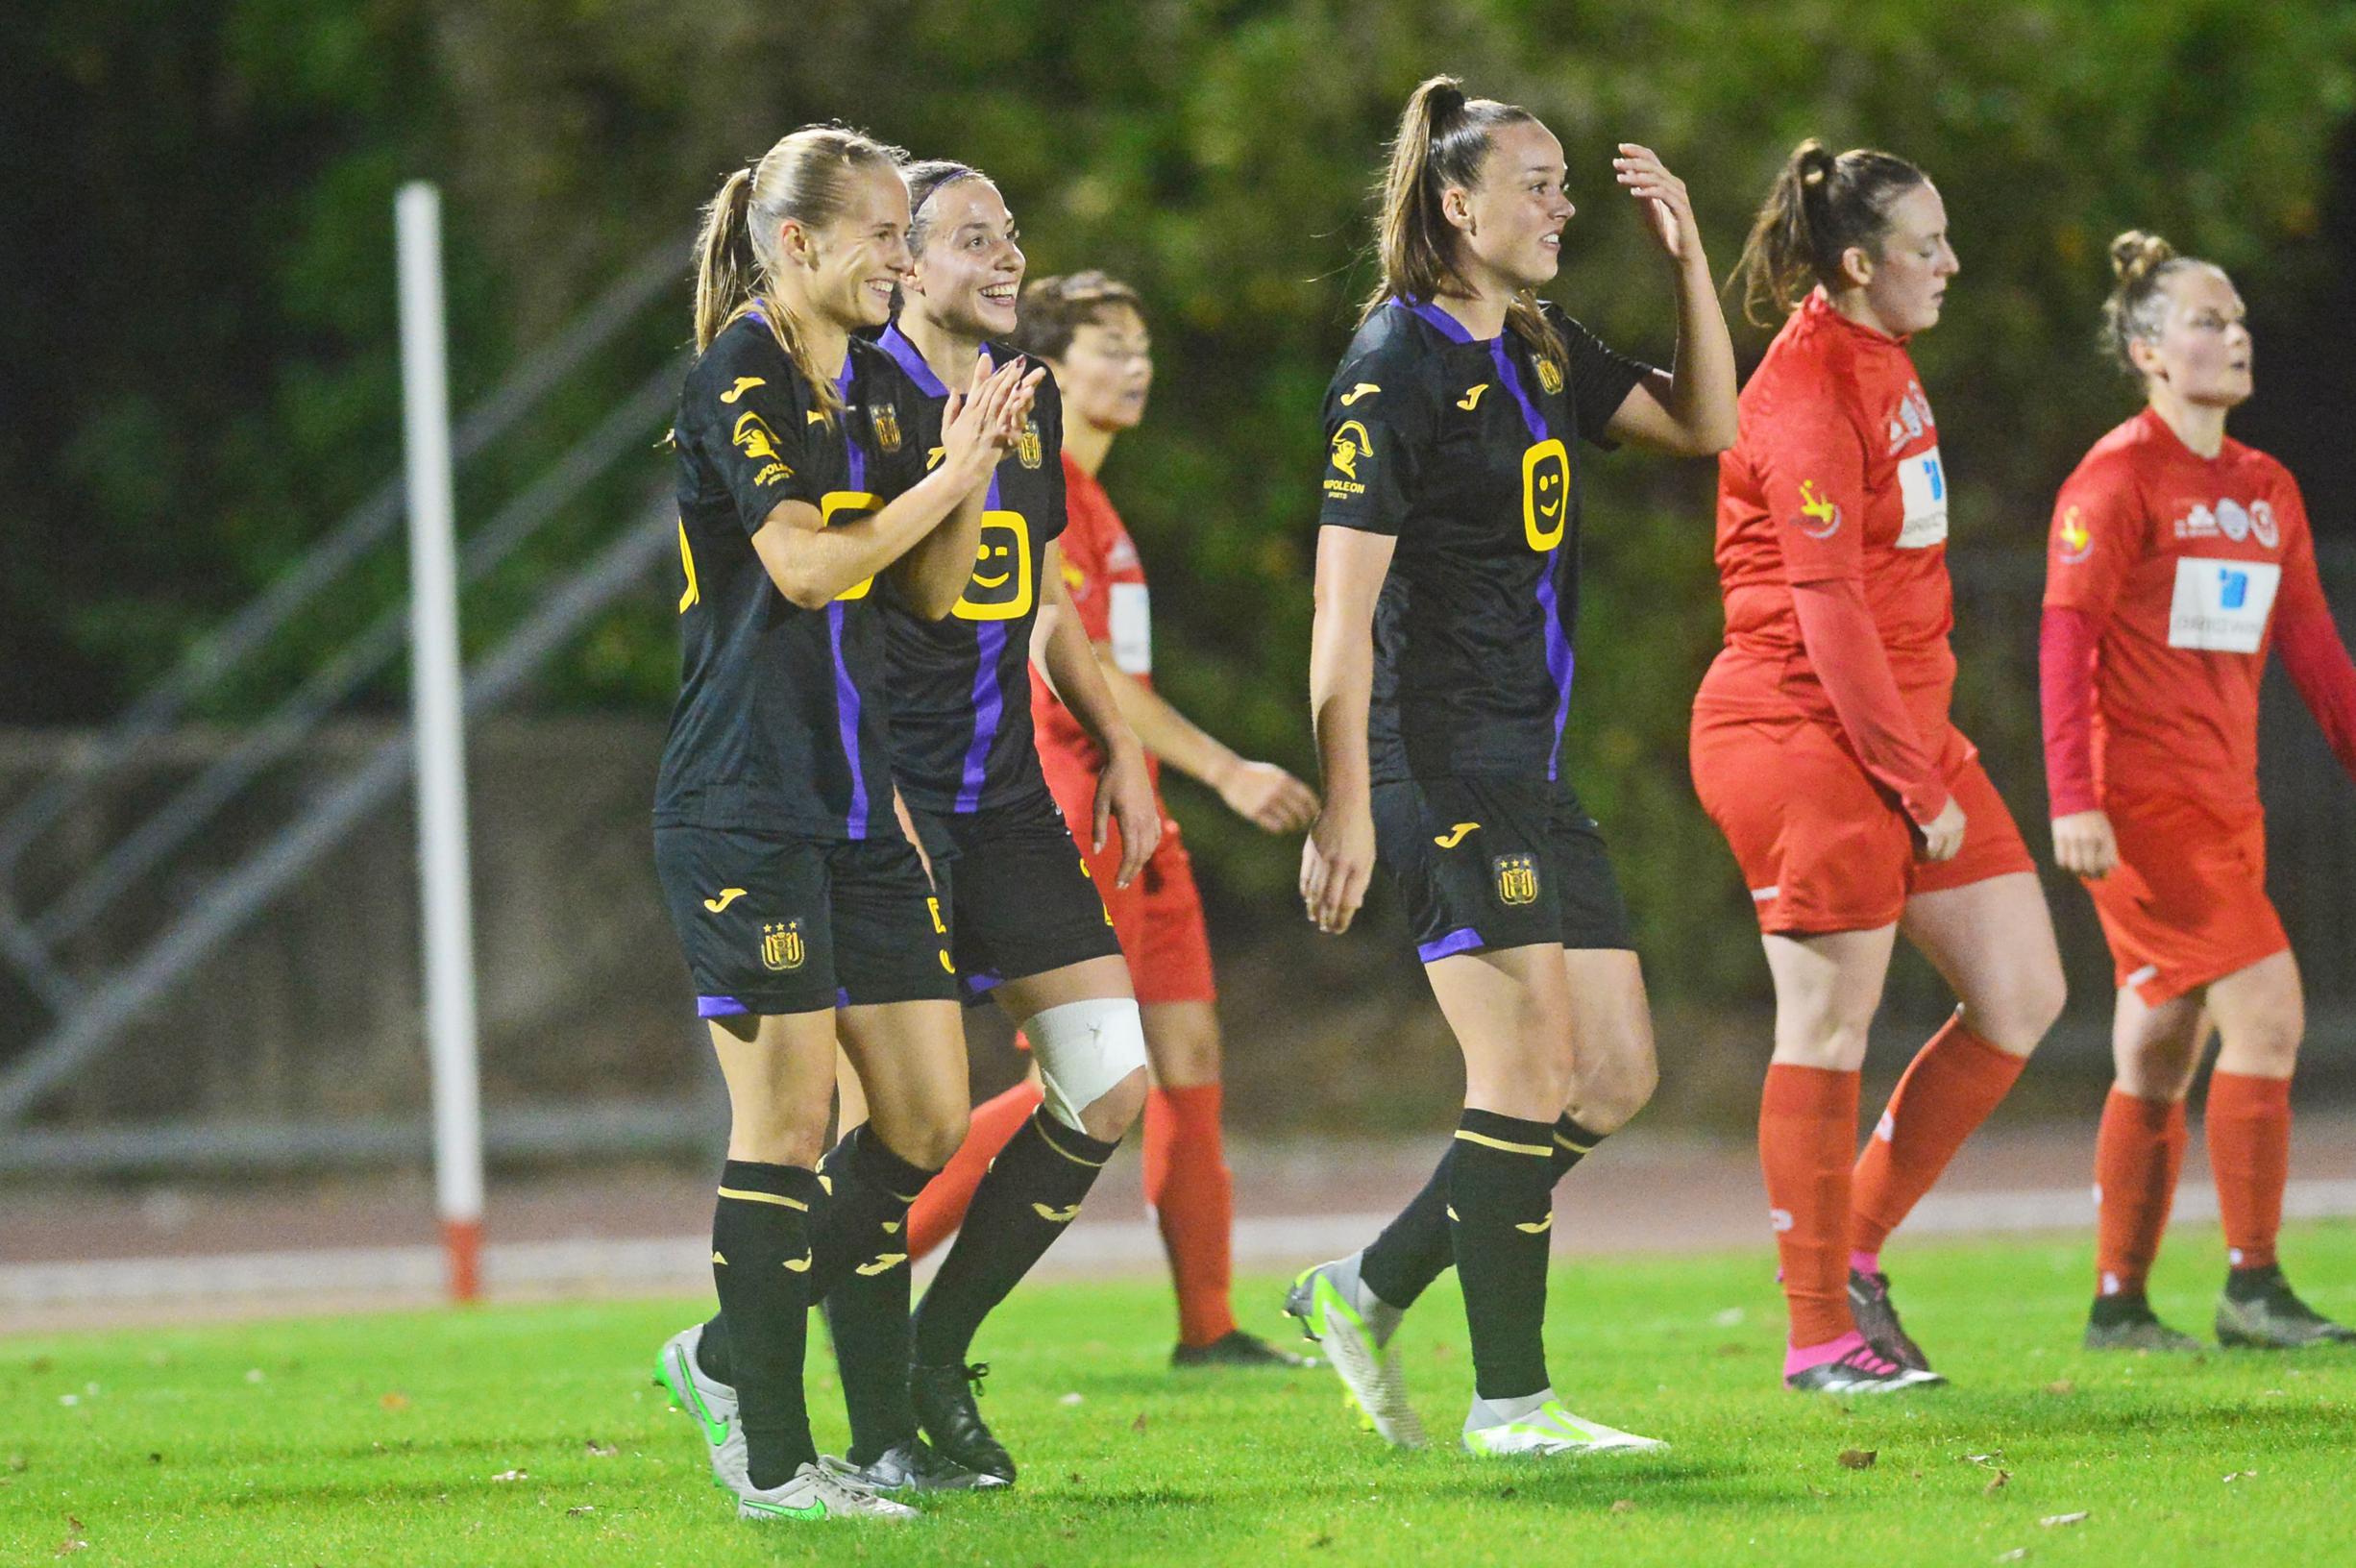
[5,1224,2353,1567]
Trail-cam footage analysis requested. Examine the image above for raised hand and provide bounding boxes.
[1613,143,1700,264]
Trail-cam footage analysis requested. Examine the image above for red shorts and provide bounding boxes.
[1689,711,2035,935]
[1043,763,1217,1007]
[2084,794,2289,1006]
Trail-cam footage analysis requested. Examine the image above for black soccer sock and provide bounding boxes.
[710,1160,827,1488]
[912,1111,1117,1367]
[810,1125,939,1462]
[1448,1109,1557,1402]
[1361,1113,1606,1310]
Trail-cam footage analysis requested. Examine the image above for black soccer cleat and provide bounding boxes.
[1171,1330,1317,1370]
[2083,1292,2203,1353]
[1785,1338,1946,1396]
[911,1360,1017,1484]
[1848,1268,1933,1373]
[2216,1264,2356,1349]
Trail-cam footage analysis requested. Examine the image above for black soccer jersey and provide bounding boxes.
[1317,298,1649,784]
[874,324,1067,815]
[655,312,923,839]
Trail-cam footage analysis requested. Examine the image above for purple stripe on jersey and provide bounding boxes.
[1391,298,1548,441]
[828,600,871,837]
[698,995,749,1018]
[953,471,1010,812]
[877,323,949,398]
[837,358,868,491]
[1417,927,1486,964]
[1533,572,1577,782]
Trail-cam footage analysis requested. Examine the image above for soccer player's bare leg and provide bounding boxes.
[1759,924,1896,1384]
[2087,987,2205,1348]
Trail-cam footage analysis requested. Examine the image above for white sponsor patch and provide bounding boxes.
[1108,582,1153,674]
[2167,556,2280,653]
[1895,445,1949,549]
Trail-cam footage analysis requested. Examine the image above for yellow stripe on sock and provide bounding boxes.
[716,1186,809,1211]
[1035,1115,1111,1168]
[1454,1128,1552,1158]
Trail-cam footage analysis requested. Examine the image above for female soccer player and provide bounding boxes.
[1692,140,2066,1394]
[2044,232,2356,1351]
[889,267,1325,1371]
[822,159,1165,1485]
[646,126,1038,1524]
[1292,76,1736,1457]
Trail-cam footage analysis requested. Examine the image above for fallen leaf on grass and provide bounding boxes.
[1309,1534,1333,1549]
[380,1393,409,1411]
[1963,1453,2005,1467]
[1058,1392,1084,1407]
[1609,1499,1635,1514]
[55,1516,87,1556]
[1715,1343,1750,1358]
[491,1470,528,1482]
[583,1441,617,1458]
[1996,1552,2027,1563]
[1130,1413,1147,1433]
[2224,1470,2257,1482]
[2040,1510,2090,1528]
[1838,1449,1877,1470]
[566,1507,595,1517]
[2043,1380,2074,1395]
[8,1456,26,1473]
[1985,1471,2012,1495]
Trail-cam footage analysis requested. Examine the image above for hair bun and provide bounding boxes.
[2109,230,2175,284]
[1794,138,1835,187]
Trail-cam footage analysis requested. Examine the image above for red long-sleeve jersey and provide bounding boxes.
[1696,291,1960,823]
[2040,407,2356,818]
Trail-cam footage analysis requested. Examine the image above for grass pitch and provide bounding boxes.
[5,1224,2352,1566]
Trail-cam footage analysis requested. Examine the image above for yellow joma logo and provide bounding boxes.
[782,1253,812,1273]
[1457,383,1490,410]
[1339,382,1380,405]
[702,888,748,913]
[806,410,827,425]
[720,376,766,404]
[854,1253,908,1276]
[1032,1202,1081,1223]
[1515,1214,1555,1236]
[1433,821,1480,848]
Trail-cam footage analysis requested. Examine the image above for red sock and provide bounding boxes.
[2206,1071,2292,1271]
[2094,1089,2185,1296]
[906,1078,1043,1261]
[1760,1064,1859,1348]
[1143,1083,1236,1347]
[1851,1019,2026,1256]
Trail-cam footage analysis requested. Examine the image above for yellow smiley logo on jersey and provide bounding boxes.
[1522,439,1569,551]
[953,511,1033,621]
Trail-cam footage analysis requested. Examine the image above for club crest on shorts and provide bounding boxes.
[869,403,902,453]
[1017,417,1043,469]
[760,919,805,972]
[1492,853,1539,907]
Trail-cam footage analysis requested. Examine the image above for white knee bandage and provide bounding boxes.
[1021,997,1148,1132]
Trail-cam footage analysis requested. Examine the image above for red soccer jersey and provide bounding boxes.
[1700,292,1959,734]
[2043,407,2328,815]
[1032,451,1158,785]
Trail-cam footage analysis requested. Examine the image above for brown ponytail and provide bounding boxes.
[2100,229,2205,378]
[1363,74,1564,364]
[1732,138,1927,326]
[689,125,907,423]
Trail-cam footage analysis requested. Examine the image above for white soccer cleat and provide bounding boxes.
[736,1458,918,1523]
[1284,1260,1428,1449]
[653,1322,747,1491]
[1461,1399,1667,1458]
